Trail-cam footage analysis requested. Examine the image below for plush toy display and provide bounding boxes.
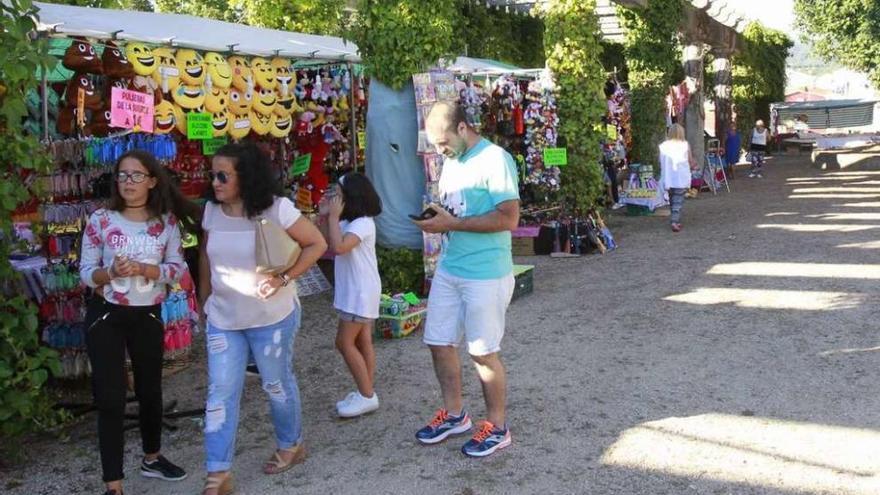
[271,57,294,96]
[250,57,276,90]
[211,110,230,137]
[228,56,252,93]
[205,87,229,113]
[269,113,292,138]
[253,87,277,115]
[125,42,156,76]
[154,100,177,135]
[228,87,253,116]
[152,47,180,95]
[249,110,271,136]
[102,42,134,79]
[86,103,114,137]
[228,112,252,140]
[62,38,103,74]
[204,52,232,90]
[172,83,206,110]
[176,49,206,86]
[65,73,102,110]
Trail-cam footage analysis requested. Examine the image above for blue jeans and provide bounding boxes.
[204,308,302,472]
[668,188,687,225]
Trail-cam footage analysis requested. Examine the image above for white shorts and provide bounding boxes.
[423,268,515,356]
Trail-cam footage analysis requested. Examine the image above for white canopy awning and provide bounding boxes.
[28,1,360,62]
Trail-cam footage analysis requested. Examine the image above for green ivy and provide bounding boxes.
[376,246,424,295]
[618,0,683,165]
[459,3,545,69]
[542,0,607,211]
[347,0,460,90]
[0,0,66,448]
[732,22,793,136]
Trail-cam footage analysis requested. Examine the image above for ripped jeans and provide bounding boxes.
[204,308,302,472]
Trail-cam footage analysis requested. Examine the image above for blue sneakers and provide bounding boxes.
[415,409,473,444]
[461,421,511,458]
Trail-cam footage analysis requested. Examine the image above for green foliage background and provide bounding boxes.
[732,22,793,136]
[0,0,66,448]
[618,0,683,165]
[543,0,607,210]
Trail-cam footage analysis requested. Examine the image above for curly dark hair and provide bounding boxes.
[108,149,201,233]
[339,172,382,222]
[206,142,281,218]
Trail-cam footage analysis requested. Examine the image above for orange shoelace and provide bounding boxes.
[471,421,496,443]
[428,409,450,428]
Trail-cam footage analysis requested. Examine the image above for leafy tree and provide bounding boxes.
[794,0,880,86]
[154,0,344,34]
[732,22,793,135]
[39,0,153,10]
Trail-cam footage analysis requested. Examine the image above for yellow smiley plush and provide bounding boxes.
[228,87,253,116]
[204,52,232,89]
[253,87,277,115]
[205,87,229,113]
[250,110,271,135]
[274,87,296,117]
[228,56,252,92]
[174,104,205,134]
[176,49,205,85]
[172,84,206,109]
[228,113,252,140]
[269,113,292,138]
[151,47,180,94]
[126,42,156,76]
[211,110,230,137]
[154,100,177,135]
[271,57,294,94]
[250,57,276,90]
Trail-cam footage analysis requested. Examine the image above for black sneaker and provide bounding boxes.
[140,455,187,481]
[246,363,260,376]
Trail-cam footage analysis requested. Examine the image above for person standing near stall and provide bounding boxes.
[80,150,198,495]
[659,124,698,233]
[748,119,770,178]
[413,102,520,458]
[198,142,326,495]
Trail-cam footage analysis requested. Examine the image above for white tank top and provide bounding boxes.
[752,128,768,146]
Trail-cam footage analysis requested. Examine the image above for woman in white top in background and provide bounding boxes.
[659,124,698,233]
[749,119,770,178]
[198,142,326,495]
[318,172,383,418]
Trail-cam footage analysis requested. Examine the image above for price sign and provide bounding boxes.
[543,148,568,166]
[290,153,312,176]
[186,112,212,140]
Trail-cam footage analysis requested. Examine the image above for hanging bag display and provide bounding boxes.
[254,216,301,275]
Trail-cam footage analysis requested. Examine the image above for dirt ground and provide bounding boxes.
[5,154,880,495]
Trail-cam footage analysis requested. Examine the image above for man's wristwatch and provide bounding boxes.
[278,272,292,287]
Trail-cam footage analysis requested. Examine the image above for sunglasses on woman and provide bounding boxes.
[116,171,152,183]
[208,171,236,184]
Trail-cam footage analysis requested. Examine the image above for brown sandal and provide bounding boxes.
[202,472,234,495]
[263,443,307,475]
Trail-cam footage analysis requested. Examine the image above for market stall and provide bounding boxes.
[10,2,363,378]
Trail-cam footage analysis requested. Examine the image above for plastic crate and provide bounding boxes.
[375,308,427,339]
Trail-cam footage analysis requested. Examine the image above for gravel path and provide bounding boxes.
[5,154,880,495]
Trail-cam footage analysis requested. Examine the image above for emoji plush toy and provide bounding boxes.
[204,52,232,90]
[126,42,160,100]
[269,113,292,138]
[85,103,115,137]
[228,56,253,93]
[250,57,276,91]
[104,78,132,100]
[228,112,252,140]
[205,87,229,113]
[65,73,102,110]
[176,49,206,86]
[102,42,134,79]
[211,110,230,137]
[253,87,277,116]
[152,47,180,95]
[228,87,253,116]
[154,100,177,135]
[250,111,271,136]
[62,37,103,74]
[271,58,294,96]
[172,83,206,110]
[56,106,79,136]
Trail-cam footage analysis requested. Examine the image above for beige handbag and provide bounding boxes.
[255,217,302,275]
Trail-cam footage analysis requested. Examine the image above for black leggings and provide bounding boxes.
[85,298,164,482]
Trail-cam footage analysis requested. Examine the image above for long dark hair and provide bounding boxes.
[108,149,201,233]
[206,142,280,218]
[339,172,382,222]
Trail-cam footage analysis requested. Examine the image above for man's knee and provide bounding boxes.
[470,351,501,368]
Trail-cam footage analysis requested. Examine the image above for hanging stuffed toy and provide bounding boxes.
[228,87,253,139]
[249,110,271,136]
[269,113,292,138]
[65,73,102,110]
[271,57,293,97]
[295,111,314,137]
[173,103,205,135]
[228,113,252,140]
[204,52,232,90]
[205,87,229,113]
[102,42,134,79]
[176,49,206,86]
[211,110,230,137]
[104,77,132,100]
[56,106,78,136]
[228,56,253,93]
[253,87,277,116]
[172,83,206,110]
[63,37,103,74]
[85,103,115,137]
[152,47,180,95]
[250,57,276,91]
[154,100,177,135]
[275,86,298,117]
[126,42,160,100]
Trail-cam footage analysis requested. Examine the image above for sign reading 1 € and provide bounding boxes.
[110,87,154,133]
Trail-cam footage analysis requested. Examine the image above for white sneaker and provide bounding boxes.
[611,202,624,210]
[748,172,756,178]
[336,391,357,410]
[337,391,379,418]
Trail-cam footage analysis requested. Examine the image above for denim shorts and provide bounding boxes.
[337,310,374,324]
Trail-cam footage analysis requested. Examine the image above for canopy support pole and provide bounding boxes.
[347,61,358,172]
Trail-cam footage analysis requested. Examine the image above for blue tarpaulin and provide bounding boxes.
[365,81,425,249]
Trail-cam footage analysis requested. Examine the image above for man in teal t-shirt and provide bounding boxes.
[413,102,520,458]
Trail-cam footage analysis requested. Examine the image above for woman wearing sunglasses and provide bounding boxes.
[79,150,200,495]
[199,142,326,494]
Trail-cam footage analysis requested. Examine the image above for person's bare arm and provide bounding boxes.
[414,200,520,234]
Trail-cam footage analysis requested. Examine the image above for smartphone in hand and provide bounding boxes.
[408,206,438,221]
